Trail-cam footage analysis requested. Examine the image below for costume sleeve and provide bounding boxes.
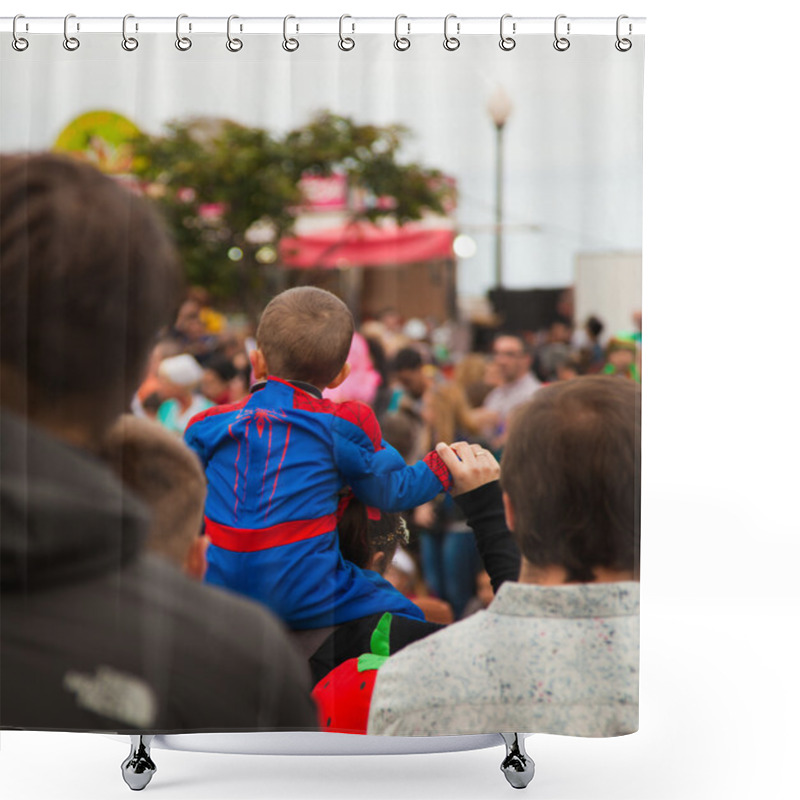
[183,412,211,470]
[454,480,520,592]
[332,402,452,511]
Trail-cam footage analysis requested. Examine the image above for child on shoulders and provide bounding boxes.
[185,287,452,630]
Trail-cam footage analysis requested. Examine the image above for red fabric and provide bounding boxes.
[312,658,379,735]
[204,514,337,552]
[423,449,454,492]
[336,402,383,452]
[292,388,383,453]
[280,222,454,269]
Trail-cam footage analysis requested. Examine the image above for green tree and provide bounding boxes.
[130,113,453,311]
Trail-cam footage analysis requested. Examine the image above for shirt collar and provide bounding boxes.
[251,377,323,399]
[488,580,640,619]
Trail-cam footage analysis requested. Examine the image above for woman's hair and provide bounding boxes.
[424,382,479,448]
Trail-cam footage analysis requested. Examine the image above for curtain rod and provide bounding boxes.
[1,16,645,37]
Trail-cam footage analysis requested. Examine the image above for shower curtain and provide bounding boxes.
[0,12,643,760]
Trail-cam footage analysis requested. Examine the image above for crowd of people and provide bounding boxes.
[1,152,641,743]
[131,283,642,628]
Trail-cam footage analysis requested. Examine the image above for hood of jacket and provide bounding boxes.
[1,409,148,591]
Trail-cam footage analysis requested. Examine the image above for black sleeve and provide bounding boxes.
[454,480,520,593]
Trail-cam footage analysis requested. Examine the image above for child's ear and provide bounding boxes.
[327,362,351,389]
[183,535,209,581]
[250,349,268,380]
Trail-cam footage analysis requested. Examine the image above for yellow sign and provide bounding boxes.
[53,110,141,175]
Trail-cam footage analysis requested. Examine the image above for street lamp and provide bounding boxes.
[487,86,513,289]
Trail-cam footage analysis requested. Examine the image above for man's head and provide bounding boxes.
[102,415,207,578]
[0,153,182,442]
[491,334,531,384]
[501,376,641,583]
[392,347,428,399]
[254,287,354,389]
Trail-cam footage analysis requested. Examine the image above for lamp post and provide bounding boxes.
[487,86,513,289]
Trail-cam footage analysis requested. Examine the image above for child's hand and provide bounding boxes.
[435,441,500,496]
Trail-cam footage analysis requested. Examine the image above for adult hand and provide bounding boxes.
[435,441,500,496]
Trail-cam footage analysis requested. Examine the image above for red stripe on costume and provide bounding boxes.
[204,514,337,552]
[184,395,252,431]
[423,450,454,491]
[336,402,382,451]
[291,389,382,453]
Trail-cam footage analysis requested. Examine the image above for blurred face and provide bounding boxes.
[396,367,428,399]
[201,369,228,402]
[551,322,572,344]
[492,336,529,383]
[608,349,635,371]
[175,300,205,341]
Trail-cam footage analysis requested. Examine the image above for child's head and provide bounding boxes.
[337,494,407,575]
[605,337,637,373]
[102,415,207,578]
[255,287,354,389]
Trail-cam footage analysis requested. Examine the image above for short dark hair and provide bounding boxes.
[392,347,423,373]
[0,153,182,431]
[204,352,237,382]
[586,315,604,338]
[501,376,641,581]
[256,287,353,387]
[492,333,528,355]
[337,494,404,575]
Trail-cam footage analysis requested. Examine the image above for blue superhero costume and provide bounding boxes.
[184,377,452,630]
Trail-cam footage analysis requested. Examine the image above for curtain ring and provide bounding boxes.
[615,15,632,52]
[283,15,299,52]
[443,14,460,51]
[338,14,355,51]
[394,15,410,51]
[499,14,516,51]
[122,14,139,51]
[63,13,80,51]
[226,15,243,51]
[553,14,570,52]
[12,15,29,51]
[176,14,192,51]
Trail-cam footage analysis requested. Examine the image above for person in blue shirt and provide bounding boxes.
[185,287,452,631]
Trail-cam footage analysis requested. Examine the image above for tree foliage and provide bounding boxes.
[129,113,453,305]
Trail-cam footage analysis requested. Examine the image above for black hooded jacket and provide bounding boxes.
[1,411,317,733]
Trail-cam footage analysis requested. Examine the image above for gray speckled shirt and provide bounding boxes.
[367,581,639,737]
